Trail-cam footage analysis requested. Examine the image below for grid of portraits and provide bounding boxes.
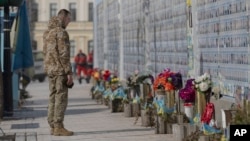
[197,0,249,97]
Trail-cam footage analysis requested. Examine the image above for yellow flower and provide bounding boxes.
[111,77,119,83]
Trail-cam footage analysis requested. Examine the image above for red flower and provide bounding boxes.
[103,70,111,81]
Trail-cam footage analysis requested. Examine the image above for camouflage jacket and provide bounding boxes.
[43,16,72,76]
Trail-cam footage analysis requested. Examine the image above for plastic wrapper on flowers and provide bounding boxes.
[103,88,112,99]
[132,95,141,104]
[202,123,221,135]
[109,86,126,101]
[93,83,105,95]
[193,113,201,124]
[153,97,175,116]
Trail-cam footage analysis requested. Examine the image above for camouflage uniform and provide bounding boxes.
[43,16,72,128]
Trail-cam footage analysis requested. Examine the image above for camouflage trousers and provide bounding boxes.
[47,75,68,128]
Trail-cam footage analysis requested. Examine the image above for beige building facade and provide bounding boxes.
[28,0,94,62]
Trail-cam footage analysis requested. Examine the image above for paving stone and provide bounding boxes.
[0,80,175,141]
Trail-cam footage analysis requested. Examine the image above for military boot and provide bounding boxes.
[49,124,54,135]
[53,127,73,136]
[53,127,74,136]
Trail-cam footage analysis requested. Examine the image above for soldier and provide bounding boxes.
[43,9,74,136]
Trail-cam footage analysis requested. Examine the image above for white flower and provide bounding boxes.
[195,76,203,83]
[194,73,212,92]
[199,81,209,92]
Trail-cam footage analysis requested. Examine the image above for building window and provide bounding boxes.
[70,40,75,57]
[50,3,57,18]
[88,40,93,53]
[88,2,93,21]
[32,3,38,22]
[69,3,76,21]
[32,40,37,50]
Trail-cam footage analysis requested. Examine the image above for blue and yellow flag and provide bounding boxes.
[12,0,34,70]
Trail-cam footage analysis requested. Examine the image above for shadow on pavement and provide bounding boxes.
[74,128,154,135]
[8,107,107,119]
[65,108,107,115]
[67,103,100,107]
[68,97,93,103]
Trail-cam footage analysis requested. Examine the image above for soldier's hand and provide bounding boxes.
[67,75,73,85]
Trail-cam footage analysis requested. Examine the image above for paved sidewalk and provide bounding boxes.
[0,80,175,141]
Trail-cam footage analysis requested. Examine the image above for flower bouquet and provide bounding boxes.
[135,70,154,105]
[103,76,126,112]
[102,70,111,89]
[92,81,105,103]
[194,73,212,94]
[126,70,141,99]
[179,79,195,119]
[110,85,126,112]
[91,68,101,81]
[136,70,154,85]
[193,73,212,123]
[179,79,195,103]
[153,68,183,91]
[153,68,183,120]
[102,70,111,81]
[90,68,103,99]
[102,75,120,106]
[153,68,182,105]
[110,76,120,91]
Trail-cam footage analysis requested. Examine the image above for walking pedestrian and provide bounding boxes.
[74,49,88,84]
[43,9,74,136]
[86,50,94,83]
